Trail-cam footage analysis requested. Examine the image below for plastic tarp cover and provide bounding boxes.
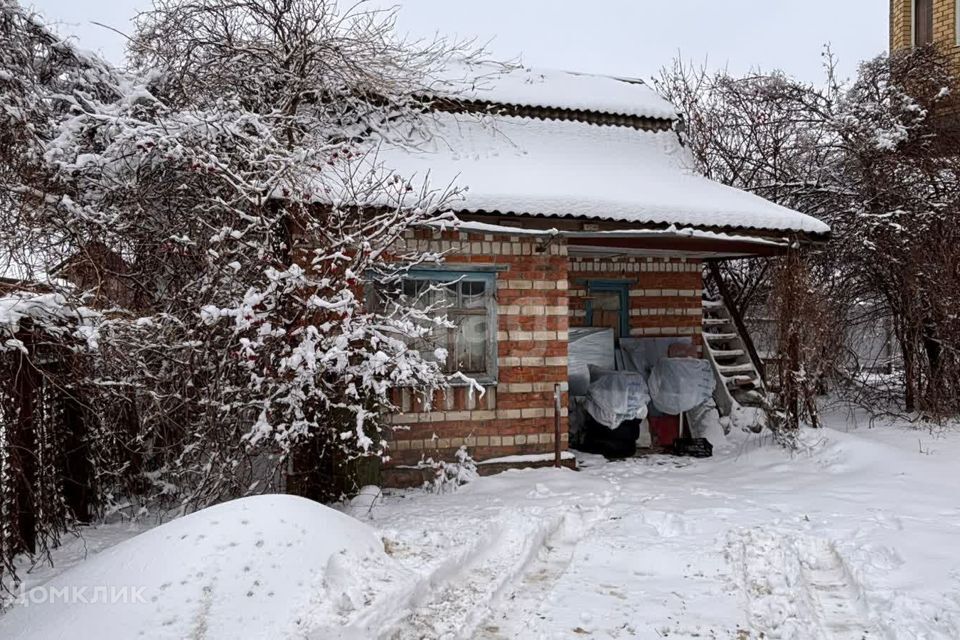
[648,358,716,415]
[620,337,693,377]
[568,397,587,437]
[584,372,651,430]
[568,328,615,396]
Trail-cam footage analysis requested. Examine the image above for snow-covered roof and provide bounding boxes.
[372,113,831,236]
[430,62,679,122]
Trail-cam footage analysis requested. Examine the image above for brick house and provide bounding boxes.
[891,0,960,119]
[340,65,831,485]
[890,0,959,59]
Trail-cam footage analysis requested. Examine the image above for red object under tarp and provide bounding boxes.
[648,415,680,447]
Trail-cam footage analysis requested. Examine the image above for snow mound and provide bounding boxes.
[0,495,401,640]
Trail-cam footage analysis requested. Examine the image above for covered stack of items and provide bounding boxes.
[568,330,716,458]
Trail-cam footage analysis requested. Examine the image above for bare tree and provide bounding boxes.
[656,46,960,429]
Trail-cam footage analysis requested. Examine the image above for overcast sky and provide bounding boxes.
[26,0,888,85]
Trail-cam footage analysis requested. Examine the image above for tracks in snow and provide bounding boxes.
[380,506,601,640]
[730,529,890,640]
[475,509,593,640]
[800,540,880,640]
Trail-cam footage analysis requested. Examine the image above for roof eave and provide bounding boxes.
[422,96,678,132]
[454,210,831,248]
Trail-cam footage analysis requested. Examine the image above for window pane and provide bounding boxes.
[402,279,421,299]
[402,279,430,309]
[916,0,933,45]
[404,279,458,310]
[453,315,487,373]
[399,273,495,378]
[593,291,620,311]
[461,280,487,309]
[442,281,460,307]
[591,291,623,338]
[415,331,447,368]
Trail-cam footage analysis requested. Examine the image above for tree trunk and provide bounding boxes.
[60,395,93,524]
[10,335,38,553]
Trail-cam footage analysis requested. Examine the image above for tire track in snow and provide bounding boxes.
[378,506,602,640]
[729,529,891,640]
[474,507,600,640]
[798,540,887,640]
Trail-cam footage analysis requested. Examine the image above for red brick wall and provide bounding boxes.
[568,256,703,345]
[384,228,570,472]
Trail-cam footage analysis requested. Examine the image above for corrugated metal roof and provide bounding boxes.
[364,112,830,236]
[428,62,679,122]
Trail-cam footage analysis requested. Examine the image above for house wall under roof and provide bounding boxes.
[891,0,960,92]
[382,227,572,487]
[568,256,704,346]
[373,227,714,487]
[891,0,960,53]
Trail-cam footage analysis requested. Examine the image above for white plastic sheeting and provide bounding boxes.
[648,358,716,415]
[584,372,651,430]
[568,327,616,396]
[620,337,693,377]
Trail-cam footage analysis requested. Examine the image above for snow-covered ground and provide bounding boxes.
[3,406,960,639]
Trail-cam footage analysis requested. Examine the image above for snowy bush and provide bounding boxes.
[0,0,485,589]
[418,446,479,493]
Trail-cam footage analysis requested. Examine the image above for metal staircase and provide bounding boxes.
[702,297,766,416]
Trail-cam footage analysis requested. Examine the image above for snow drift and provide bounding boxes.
[0,495,403,640]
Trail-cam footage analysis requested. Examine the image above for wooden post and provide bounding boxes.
[554,384,562,468]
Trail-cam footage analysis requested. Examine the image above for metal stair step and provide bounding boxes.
[704,332,739,341]
[727,375,760,389]
[710,349,746,358]
[718,363,757,375]
[733,390,765,405]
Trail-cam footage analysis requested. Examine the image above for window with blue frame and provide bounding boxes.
[402,269,498,382]
[585,280,630,338]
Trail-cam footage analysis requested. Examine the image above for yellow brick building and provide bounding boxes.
[890,0,960,63]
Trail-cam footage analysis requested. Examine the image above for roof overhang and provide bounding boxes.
[564,232,794,259]
[424,216,827,260]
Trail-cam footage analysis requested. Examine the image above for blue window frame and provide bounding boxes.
[585,280,630,338]
[403,269,498,383]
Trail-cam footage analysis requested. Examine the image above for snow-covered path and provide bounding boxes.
[3,410,959,639]
[367,413,960,639]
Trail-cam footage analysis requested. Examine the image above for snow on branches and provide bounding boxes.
[656,46,960,420]
[0,292,99,353]
[0,0,487,576]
